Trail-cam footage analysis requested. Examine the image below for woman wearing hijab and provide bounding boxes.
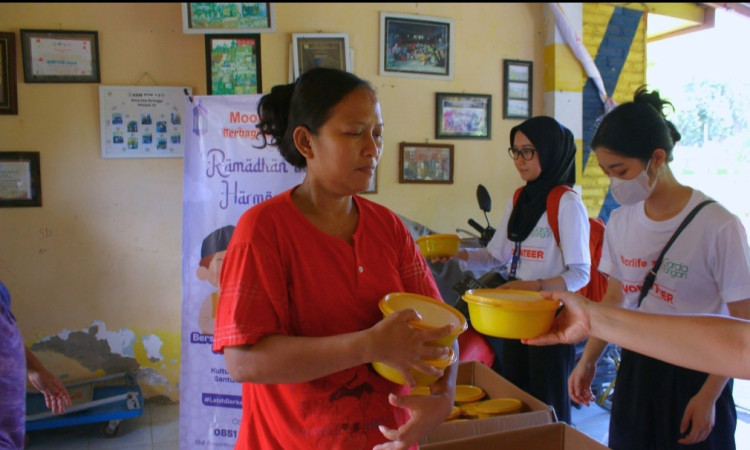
[452,116,591,423]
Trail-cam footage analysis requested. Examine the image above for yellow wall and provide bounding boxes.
[0,3,543,400]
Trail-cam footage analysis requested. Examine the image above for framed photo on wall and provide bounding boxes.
[182,3,276,34]
[0,32,18,115]
[0,151,41,207]
[20,29,100,83]
[435,92,491,139]
[503,59,532,119]
[292,33,351,80]
[205,34,262,95]
[399,142,454,184]
[379,12,453,80]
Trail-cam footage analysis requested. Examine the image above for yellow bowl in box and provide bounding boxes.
[454,384,486,403]
[474,398,523,418]
[372,347,457,387]
[462,289,562,339]
[379,292,467,347]
[416,233,461,258]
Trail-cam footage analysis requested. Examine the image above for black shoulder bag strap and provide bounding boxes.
[637,199,716,308]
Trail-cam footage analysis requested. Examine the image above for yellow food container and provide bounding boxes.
[474,397,523,418]
[446,405,461,421]
[458,401,483,418]
[372,347,457,387]
[454,384,486,403]
[462,289,562,339]
[379,292,467,346]
[416,233,461,258]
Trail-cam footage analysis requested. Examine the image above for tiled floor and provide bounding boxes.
[23,380,750,449]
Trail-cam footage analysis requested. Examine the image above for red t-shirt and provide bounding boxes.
[213,189,441,450]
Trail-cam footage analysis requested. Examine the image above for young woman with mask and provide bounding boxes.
[449,116,591,424]
[211,68,457,450]
[571,86,750,449]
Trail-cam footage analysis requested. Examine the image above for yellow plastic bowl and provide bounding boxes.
[379,292,468,347]
[474,398,523,418]
[372,347,457,387]
[462,289,562,339]
[416,234,461,258]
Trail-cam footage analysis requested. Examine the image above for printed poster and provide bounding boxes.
[99,86,191,158]
[179,94,304,449]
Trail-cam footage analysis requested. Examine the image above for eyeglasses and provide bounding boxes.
[508,146,536,161]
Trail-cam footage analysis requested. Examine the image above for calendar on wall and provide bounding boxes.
[99,85,192,158]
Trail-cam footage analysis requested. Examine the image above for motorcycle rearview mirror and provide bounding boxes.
[476,184,491,213]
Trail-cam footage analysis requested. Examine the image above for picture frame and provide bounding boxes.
[399,142,454,184]
[380,12,453,80]
[20,29,100,83]
[0,151,42,207]
[503,59,533,119]
[0,32,18,115]
[435,93,491,139]
[205,34,262,95]
[182,3,276,34]
[292,33,351,80]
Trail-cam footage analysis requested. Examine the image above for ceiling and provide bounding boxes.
[646,3,750,42]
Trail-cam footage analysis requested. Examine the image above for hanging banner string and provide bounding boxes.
[551,3,617,113]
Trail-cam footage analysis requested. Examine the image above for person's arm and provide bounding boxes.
[524,291,750,379]
[374,339,459,450]
[223,308,454,385]
[26,348,72,414]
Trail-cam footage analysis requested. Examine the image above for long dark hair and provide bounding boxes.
[256,68,374,168]
[591,85,681,163]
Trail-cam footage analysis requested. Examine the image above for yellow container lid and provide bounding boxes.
[463,289,561,311]
[474,397,523,415]
[415,233,460,243]
[379,292,467,333]
[454,385,486,403]
[446,405,461,420]
[459,401,483,417]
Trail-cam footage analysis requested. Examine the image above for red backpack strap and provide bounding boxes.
[512,187,523,205]
[546,185,576,245]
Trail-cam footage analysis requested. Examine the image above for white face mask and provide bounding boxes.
[610,161,656,205]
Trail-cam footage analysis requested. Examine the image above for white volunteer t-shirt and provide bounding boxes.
[462,190,591,291]
[599,189,750,315]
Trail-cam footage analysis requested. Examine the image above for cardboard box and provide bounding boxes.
[420,422,609,449]
[419,361,556,446]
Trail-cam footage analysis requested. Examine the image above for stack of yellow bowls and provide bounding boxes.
[462,289,562,339]
[372,292,467,386]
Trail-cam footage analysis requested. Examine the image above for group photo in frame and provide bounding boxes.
[182,3,276,34]
[379,12,453,80]
[0,151,42,207]
[291,33,351,80]
[503,59,533,119]
[20,29,100,83]
[205,34,262,95]
[435,92,491,139]
[0,32,18,115]
[399,142,454,184]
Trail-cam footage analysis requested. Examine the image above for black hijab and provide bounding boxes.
[507,116,576,242]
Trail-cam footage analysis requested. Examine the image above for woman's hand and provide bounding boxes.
[523,290,592,346]
[678,391,716,444]
[567,360,596,406]
[367,308,453,387]
[28,365,72,415]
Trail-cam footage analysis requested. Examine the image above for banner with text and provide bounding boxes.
[180,94,304,449]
